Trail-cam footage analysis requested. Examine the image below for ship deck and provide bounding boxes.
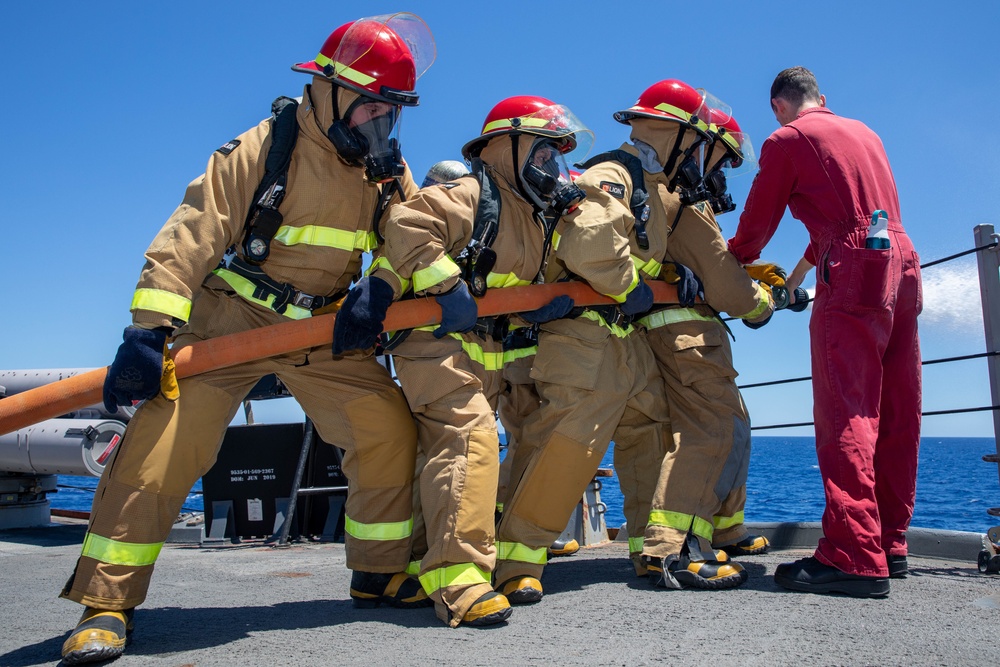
[1,520,997,666]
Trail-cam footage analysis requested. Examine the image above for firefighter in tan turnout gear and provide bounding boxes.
[491,97,677,605]
[333,96,593,627]
[59,14,435,664]
[610,79,775,589]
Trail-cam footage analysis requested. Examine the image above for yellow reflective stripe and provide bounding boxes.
[713,511,745,531]
[609,264,640,304]
[496,541,548,565]
[578,310,633,338]
[131,288,192,322]
[720,131,740,152]
[638,307,717,330]
[648,510,714,542]
[211,269,312,320]
[419,563,491,595]
[482,116,550,134]
[368,256,411,293]
[739,287,771,320]
[81,532,162,567]
[552,231,561,251]
[628,536,644,554]
[408,331,515,371]
[406,560,421,576]
[502,346,536,364]
[653,102,692,122]
[314,54,376,86]
[458,337,504,371]
[486,273,531,289]
[651,103,710,132]
[692,516,714,541]
[632,255,662,279]
[496,502,505,513]
[344,514,413,541]
[413,255,461,293]
[272,225,377,253]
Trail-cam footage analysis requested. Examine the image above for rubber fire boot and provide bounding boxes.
[548,537,580,557]
[61,607,134,665]
[350,571,433,609]
[718,534,770,557]
[497,576,544,604]
[643,549,732,578]
[458,591,513,626]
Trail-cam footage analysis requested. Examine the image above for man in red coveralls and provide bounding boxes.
[727,66,922,598]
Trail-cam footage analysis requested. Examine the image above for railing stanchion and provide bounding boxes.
[974,223,1000,486]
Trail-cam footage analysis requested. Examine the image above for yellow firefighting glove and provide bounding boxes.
[744,262,786,288]
[161,343,179,402]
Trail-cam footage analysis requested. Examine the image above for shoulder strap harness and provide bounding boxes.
[577,150,651,249]
[458,158,503,297]
[240,96,300,265]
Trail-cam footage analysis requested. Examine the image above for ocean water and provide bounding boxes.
[51,436,1000,534]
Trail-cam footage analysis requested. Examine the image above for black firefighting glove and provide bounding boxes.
[434,280,478,339]
[332,276,394,355]
[520,295,575,324]
[620,275,654,316]
[742,313,773,330]
[103,326,178,412]
[662,262,704,307]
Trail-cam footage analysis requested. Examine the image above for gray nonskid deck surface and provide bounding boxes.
[1,524,997,667]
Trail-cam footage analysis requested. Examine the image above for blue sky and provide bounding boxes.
[2,1,999,437]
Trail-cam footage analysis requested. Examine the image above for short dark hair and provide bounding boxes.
[770,66,821,107]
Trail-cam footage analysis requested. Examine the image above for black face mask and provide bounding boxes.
[522,140,586,215]
[327,92,404,183]
[704,167,735,214]
[671,153,709,206]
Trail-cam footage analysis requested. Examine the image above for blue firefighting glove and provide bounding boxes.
[332,276,394,355]
[103,326,173,412]
[662,262,704,307]
[620,275,654,316]
[434,280,478,338]
[520,295,575,324]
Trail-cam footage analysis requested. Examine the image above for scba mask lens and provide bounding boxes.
[348,99,404,182]
[522,139,584,214]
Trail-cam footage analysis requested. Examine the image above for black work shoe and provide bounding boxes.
[61,607,134,665]
[350,571,433,609]
[718,534,770,557]
[645,554,748,590]
[774,556,890,598]
[497,576,543,604]
[887,555,908,578]
[548,537,580,557]
[460,591,512,627]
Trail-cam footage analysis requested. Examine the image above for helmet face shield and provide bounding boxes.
[521,104,595,166]
[329,13,436,105]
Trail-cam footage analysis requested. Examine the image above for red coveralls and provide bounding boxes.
[728,107,922,578]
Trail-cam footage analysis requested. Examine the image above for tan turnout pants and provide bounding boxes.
[643,313,753,559]
[390,329,503,627]
[61,289,418,611]
[494,316,671,585]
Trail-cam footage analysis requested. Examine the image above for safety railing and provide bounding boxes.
[736,223,1000,520]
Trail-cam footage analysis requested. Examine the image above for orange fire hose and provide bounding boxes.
[0,281,678,436]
